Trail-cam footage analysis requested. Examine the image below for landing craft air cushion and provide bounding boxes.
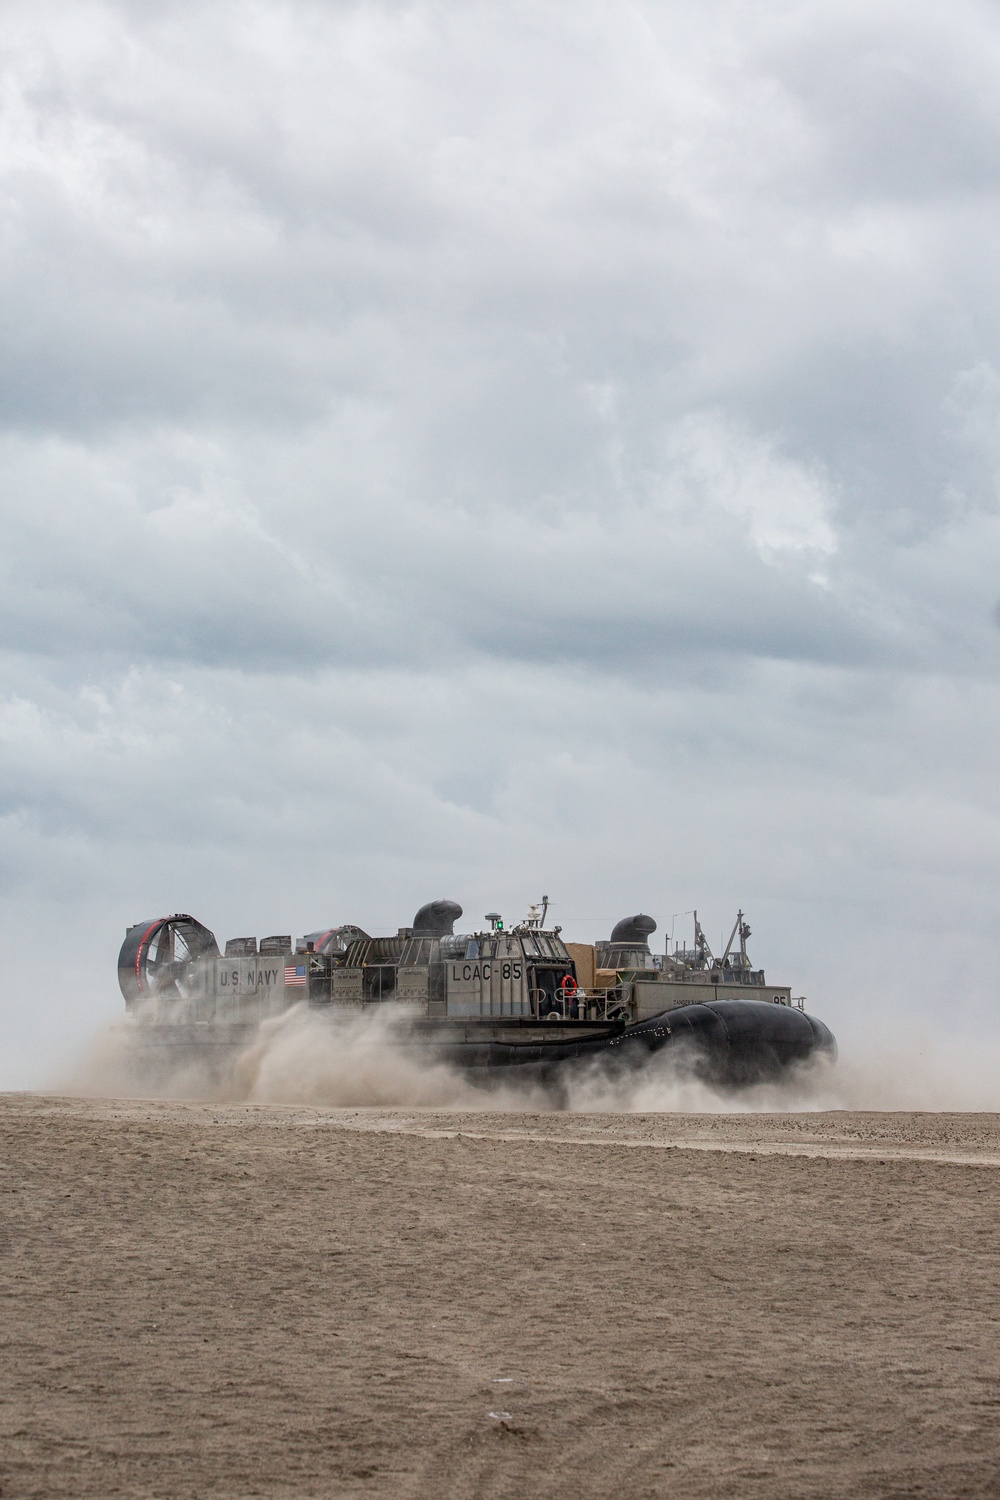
[117,898,835,1084]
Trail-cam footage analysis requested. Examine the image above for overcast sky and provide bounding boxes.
[3,0,1000,1083]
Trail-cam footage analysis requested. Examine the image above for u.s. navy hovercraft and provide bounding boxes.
[117,898,835,1086]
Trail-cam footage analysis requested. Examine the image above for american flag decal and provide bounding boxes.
[284,964,307,987]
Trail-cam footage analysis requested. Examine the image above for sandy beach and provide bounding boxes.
[4,1093,1000,1498]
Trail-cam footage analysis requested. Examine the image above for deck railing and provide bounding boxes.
[530,987,631,1022]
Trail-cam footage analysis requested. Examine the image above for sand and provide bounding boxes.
[4,1095,1000,1498]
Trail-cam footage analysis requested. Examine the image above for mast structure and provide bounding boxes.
[720,910,753,970]
[693,910,715,967]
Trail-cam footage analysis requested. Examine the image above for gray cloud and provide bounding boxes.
[3,0,1000,1082]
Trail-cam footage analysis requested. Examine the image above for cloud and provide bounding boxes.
[3,0,1000,1083]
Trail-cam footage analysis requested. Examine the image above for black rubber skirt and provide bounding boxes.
[440,999,836,1088]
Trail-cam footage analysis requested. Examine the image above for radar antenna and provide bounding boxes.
[522,895,550,929]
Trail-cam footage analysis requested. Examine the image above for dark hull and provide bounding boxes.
[126,999,835,1092]
[429,999,836,1087]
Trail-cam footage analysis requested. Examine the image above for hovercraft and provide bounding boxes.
[117,899,835,1086]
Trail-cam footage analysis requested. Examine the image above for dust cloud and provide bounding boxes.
[232,1005,546,1110]
[64,1004,545,1111]
[57,1003,1000,1114]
